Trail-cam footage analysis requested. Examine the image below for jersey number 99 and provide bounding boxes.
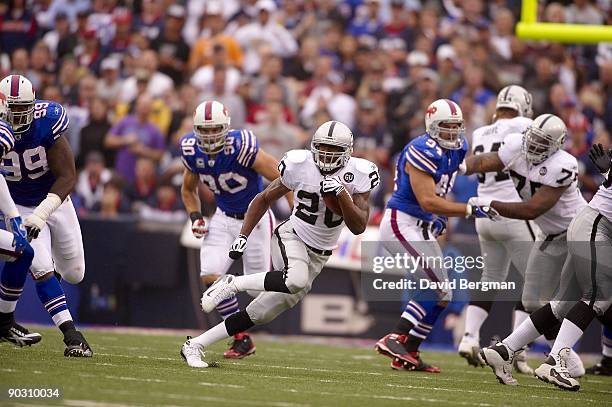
[1,147,49,181]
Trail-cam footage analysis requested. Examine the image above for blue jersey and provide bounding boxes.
[387,134,468,221]
[180,129,263,216]
[1,100,69,207]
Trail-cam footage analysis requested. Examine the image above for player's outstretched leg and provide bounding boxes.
[34,272,92,357]
[215,296,255,359]
[0,244,41,347]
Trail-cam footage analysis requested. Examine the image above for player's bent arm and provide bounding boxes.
[463,152,505,175]
[0,175,19,218]
[338,190,370,235]
[490,185,567,220]
[239,177,291,237]
[407,163,468,217]
[48,136,76,201]
[181,168,202,216]
[251,149,294,209]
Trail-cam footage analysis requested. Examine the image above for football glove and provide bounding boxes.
[588,143,612,174]
[431,216,448,237]
[229,234,248,260]
[189,212,209,239]
[320,176,345,196]
[7,216,29,254]
[23,213,45,241]
[466,197,500,220]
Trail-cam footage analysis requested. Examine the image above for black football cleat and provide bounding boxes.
[585,356,612,376]
[223,333,256,359]
[391,353,441,373]
[63,330,93,357]
[0,321,42,347]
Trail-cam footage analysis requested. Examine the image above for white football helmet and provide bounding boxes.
[0,75,35,133]
[424,99,465,150]
[311,120,353,173]
[522,114,567,165]
[496,85,533,118]
[192,100,231,154]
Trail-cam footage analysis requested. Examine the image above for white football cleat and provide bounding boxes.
[566,348,585,378]
[201,275,238,313]
[534,348,580,391]
[458,334,485,367]
[513,347,534,375]
[180,337,209,368]
[480,342,518,385]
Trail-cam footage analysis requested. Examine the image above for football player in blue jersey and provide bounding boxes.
[0,92,41,347]
[0,75,91,357]
[180,100,291,359]
[374,99,499,372]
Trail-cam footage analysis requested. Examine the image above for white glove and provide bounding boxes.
[458,159,467,175]
[320,176,345,196]
[189,212,209,239]
[466,197,500,221]
[229,234,248,260]
[23,213,46,241]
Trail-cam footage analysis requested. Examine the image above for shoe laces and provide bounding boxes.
[10,322,28,335]
[184,341,204,359]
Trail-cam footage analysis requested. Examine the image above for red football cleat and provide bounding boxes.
[223,333,256,359]
[375,333,420,368]
[391,354,441,373]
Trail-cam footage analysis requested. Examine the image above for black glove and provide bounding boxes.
[588,143,612,174]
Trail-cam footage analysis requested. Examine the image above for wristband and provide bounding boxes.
[190,211,203,223]
[33,193,62,223]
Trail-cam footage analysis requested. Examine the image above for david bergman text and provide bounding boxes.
[372,278,516,292]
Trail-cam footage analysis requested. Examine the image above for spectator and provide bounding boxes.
[10,48,41,89]
[234,0,298,75]
[106,8,133,55]
[252,101,307,160]
[566,0,604,25]
[46,0,90,28]
[93,177,131,217]
[74,29,105,74]
[384,0,415,47]
[250,82,294,125]
[190,44,242,95]
[119,50,173,103]
[138,182,186,223]
[0,0,38,54]
[525,56,559,116]
[151,5,190,85]
[352,98,392,167]
[42,12,73,59]
[96,57,123,105]
[436,45,461,98]
[450,63,495,108]
[76,152,113,212]
[251,54,298,115]
[133,0,164,42]
[125,157,158,208]
[78,97,113,169]
[490,8,514,61]
[348,0,384,39]
[104,94,165,181]
[188,3,243,72]
[199,67,247,129]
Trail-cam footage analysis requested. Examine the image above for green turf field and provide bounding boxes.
[1,328,611,407]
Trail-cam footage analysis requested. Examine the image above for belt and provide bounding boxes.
[292,230,332,256]
[540,230,567,251]
[223,211,245,220]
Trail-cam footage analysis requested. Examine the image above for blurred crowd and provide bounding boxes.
[0,0,610,225]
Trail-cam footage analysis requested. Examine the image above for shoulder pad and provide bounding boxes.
[352,157,379,175]
[284,149,311,164]
[541,150,579,187]
[38,100,69,139]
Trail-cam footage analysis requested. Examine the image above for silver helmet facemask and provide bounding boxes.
[311,140,352,173]
[522,126,564,165]
[194,123,228,154]
[429,119,465,150]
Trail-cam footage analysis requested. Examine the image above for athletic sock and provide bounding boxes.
[406,303,445,352]
[234,272,266,292]
[513,308,530,332]
[35,275,73,327]
[603,326,612,358]
[0,244,33,314]
[550,301,596,355]
[393,300,427,334]
[216,297,240,320]
[464,304,489,340]
[504,317,541,352]
[190,310,254,348]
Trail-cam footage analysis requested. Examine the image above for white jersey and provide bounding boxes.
[589,174,612,222]
[279,150,379,250]
[472,117,532,202]
[498,133,587,235]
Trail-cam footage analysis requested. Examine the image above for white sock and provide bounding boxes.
[504,317,540,352]
[0,299,17,313]
[550,319,583,355]
[512,309,529,332]
[464,305,488,340]
[233,273,266,292]
[190,320,231,348]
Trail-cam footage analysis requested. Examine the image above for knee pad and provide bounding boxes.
[60,263,85,284]
[285,271,309,294]
[246,300,276,325]
[522,298,544,313]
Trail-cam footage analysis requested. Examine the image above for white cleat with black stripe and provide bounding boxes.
[535,348,580,391]
[0,322,42,347]
[480,342,518,385]
[200,275,238,313]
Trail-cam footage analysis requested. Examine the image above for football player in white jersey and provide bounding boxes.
[459,85,539,373]
[179,120,380,368]
[479,143,612,390]
[462,113,588,384]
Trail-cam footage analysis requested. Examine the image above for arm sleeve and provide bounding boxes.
[405,144,440,176]
[236,130,259,168]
